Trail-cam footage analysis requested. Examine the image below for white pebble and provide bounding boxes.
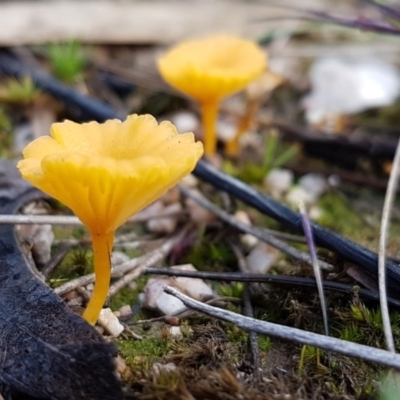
[264,169,294,199]
[185,189,215,224]
[169,111,199,134]
[172,264,214,300]
[169,326,183,338]
[217,116,237,142]
[286,185,317,206]
[147,203,181,234]
[180,174,198,189]
[111,251,130,267]
[234,211,258,249]
[119,305,132,317]
[246,242,280,274]
[298,173,328,199]
[98,308,124,337]
[156,291,186,315]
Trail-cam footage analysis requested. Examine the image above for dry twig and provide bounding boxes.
[179,185,334,271]
[164,286,400,370]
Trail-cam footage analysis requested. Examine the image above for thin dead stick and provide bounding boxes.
[54,230,185,296]
[108,234,180,297]
[0,210,183,225]
[230,243,260,381]
[164,286,400,370]
[299,201,329,338]
[179,185,334,271]
[378,138,400,352]
[146,267,400,308]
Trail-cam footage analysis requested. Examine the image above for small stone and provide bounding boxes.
[264,168,294,199]
[309,205,323,220]
[113,311,121,318]
[169,111,199,134]
[156,291,186,315]
[17,223,54,265]
[98,308,124,337]
[164,316,180,326]
[143,278,172,309]
[146,203,181,234]
[286,185,316,206]
[111,251,130,267]
[246,242,280,274]
[169,326,183,338]
[86,283,94,292]
[161,187,181,205]
[298,173,328,199]
[180,174,198,189]
[185,189,215,224]
[217,116,237,142]
[172,264,214,300]
[119,305,132,317]
[234,210,258,249]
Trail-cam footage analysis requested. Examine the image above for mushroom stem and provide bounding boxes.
[82,232,115,324]
[226,98,259,156]
[201,100,219,156]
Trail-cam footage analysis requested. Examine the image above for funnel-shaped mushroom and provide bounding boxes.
[158,35,266,156]
[18,114,203,324]
[225,69,283,156]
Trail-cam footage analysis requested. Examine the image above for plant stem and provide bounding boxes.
[226,98,259,156]
[201,100,219,156]
[82,232,115,324]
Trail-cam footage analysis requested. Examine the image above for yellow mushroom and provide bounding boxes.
[18,114,203,324]
[158,35,266,156]
[225,69,283,156]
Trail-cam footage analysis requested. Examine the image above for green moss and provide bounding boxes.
[184,236,236,272]
[48,247,92,286]
[258,335,272,352]
[216,282,244,298]
[46,40,88,84]
[118,336,170,367]
[318,193,374,242]
[0,77,40,103]
[223,323,249,345]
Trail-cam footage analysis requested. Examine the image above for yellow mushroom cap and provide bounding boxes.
[158,35,267,103]
[18,114,203,235]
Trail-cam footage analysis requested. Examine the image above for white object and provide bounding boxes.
[234,211,258,249]
[246,242,279,274]
[172,264,214,300]
[217,117,237,142]
[180,174,198,189]
[111,251,130,267]
[286,185,316,206]
[305,57,400,125]
[169,326,183,339]
[298,173,328,199]
[264,168,294,199]
[146,203,181,234]
[98,308,124,337]
[169,111,199,134]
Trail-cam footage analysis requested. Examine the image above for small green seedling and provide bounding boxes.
[46,40,88,84]
[0,77,40,104]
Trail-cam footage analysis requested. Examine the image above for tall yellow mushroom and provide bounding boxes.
[158,35,266,156]
[18,114,203,324]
